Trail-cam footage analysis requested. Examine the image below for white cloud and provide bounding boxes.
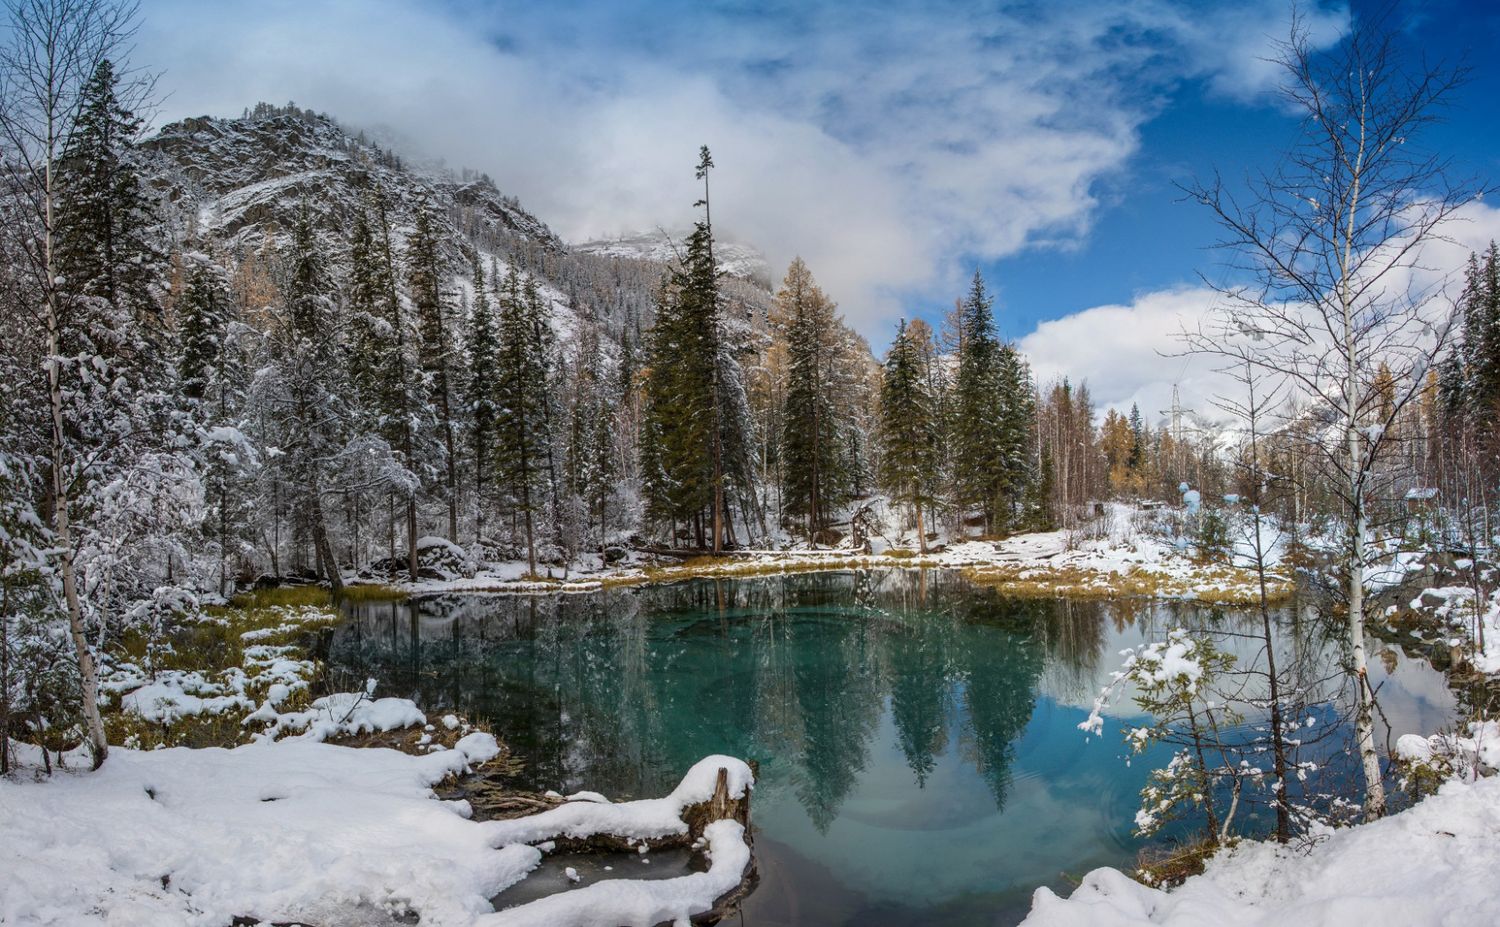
[1020,285,1230,425]
[135,0,1348,335]
[1021,200,1500,424]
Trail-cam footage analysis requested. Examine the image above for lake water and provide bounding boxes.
[329,570,1456,926]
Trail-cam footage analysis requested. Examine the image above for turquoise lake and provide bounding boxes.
[330,570,1455,926]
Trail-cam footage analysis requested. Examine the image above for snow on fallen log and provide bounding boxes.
[482,755,758,927]
[486,755,754,845]
[480,819,751,927]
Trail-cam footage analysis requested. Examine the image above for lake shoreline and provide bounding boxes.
[348,526,1296,608]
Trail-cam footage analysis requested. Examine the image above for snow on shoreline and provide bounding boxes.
[0,738,754,927]
[1021,775,1500,926]
[381,504,1292,605]
[1019,541,1500,927]
[0,732,522,927]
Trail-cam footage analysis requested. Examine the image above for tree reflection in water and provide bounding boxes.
[329,570,1117,825]
[326,570,1453,923]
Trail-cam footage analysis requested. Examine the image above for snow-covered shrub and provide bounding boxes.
[1194,508,1232,564]
[0,448,83,770]
[3,587,85,766]
[1082,629,1241,842]
[1395,720,1500,795]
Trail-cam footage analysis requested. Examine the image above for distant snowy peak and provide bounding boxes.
[143,105,564,253]
[574,230,774,289]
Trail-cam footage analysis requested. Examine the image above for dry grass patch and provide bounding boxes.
[237,585,333,608]
[1133,837,1226,888]
[103,595,342,750]
[960,561,1294,606]
[338,583,409,603]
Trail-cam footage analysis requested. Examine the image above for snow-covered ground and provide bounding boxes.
[1022,773,1500,926]
[1020,541,1500,927]
[1,732,524,926]
[384,502,1292,606]
[0,730,754,927]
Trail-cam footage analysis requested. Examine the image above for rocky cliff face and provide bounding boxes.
[144,105,562,255]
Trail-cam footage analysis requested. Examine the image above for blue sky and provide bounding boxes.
[140,0,1500,413]
[989,0,1500,339]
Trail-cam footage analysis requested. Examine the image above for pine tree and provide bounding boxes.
[778,257,847,539]
[465,259,500,546]
[55,59,160,332]
[697,145,732,552]
[366,191,427,579]
[177,262,229,402]
[408,202,459,541]
[256,208,346,592]
[1128,403,1146,474]
[495,267,552,575]
[565,308,617,551]
[345,207,386,421]
[1460,244,1500,421]
[950,271,1008,535]
[640,147,754,550]
[996,343,1037,528]
[524,273,567,560]
[177,259,255,595]
[879,320,939,553]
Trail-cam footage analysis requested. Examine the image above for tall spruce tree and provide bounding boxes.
[55,59,159,333]
[640,146,754,550]
[408,202,459,540]
[1460,244,1500,419]
[369,192,426,579]
[345,208,385,423]
[697,145,729,552]
[495,267,552,575]
[178,259,255,595]
[177,262,229,403]
[778,257,847,538]
[258,209,345,592]
[996,342,1037,528]
[565,307,617,551]
[524,273,567,559]
[879,319,939,553]
[1128,403,1146,475]
[950,270,1008,534]
[465,258,500,546]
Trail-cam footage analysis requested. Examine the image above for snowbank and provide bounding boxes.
[1021,775,1500,926]
[0,746,755,927]
[0,735,530,927]
[245,692,430,742]
[484,756,754,927]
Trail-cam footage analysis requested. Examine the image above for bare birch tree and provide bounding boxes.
[1183,11,1482,820]
[0,0,146,768]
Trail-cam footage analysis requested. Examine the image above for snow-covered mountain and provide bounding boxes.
[140,103,774,348]
[145,105,563,257]
[574,230,775,289]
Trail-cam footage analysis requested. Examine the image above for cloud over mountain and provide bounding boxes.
[139,0,1348,334]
